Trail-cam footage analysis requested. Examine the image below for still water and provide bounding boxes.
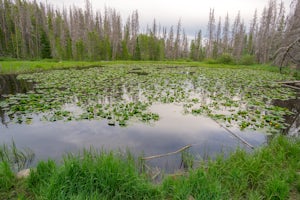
[2,71,299,172]
[0,102,265,172]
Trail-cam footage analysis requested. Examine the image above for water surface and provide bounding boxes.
[1,67,298,172]
[0,103,265,172]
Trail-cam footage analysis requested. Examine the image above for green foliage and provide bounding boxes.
[75,40,85,61]
[217,53,234,64]
[0,136,300,199]
[239,54,255,65]
[204,58,219,64]
[0,141,35,172]
[133,38,141,60]
[162,136,300,199]
[99,36,112,61]
[162,170,224,199]
[121,40,130,60]
[0,62,296,134]
[0,161,20,200]
[195,51,256,67]
[264,175,289,199]
[27,160,57,192]
[292,70,300,80]
[0,161,15,191]
[28,150,160,199]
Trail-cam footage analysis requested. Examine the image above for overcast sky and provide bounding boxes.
[44,0,292,37]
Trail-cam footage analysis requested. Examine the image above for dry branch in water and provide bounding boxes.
[212,119,255,149]
[282,84,300,90]
[276,80,300,84]
[142,145,192,160]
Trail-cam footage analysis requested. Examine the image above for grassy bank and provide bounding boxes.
[1,136,300,199]
[1,59,298,79]
[0,59,294,74]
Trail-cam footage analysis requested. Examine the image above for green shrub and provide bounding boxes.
[239,54,255,65]
[204,58,218,64]
[217,53,234,64]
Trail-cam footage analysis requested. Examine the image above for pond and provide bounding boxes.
[0,65,298,172]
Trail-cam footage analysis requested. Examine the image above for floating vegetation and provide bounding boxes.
[0,65,297,133]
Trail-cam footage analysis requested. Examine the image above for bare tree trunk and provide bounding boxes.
[274,0,300,71]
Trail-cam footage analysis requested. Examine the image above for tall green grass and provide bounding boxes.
[162,136,300,199]
[27,150,160,199]
[0,141,35,199]
[0,60,104,74]
[0,136,300,199]
[0,141,34,172]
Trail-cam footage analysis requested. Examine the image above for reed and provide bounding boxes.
[0,140,34,172]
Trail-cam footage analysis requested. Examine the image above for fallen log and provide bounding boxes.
[282,84,300,90]
[276,80,300,84]
[212,119,254,149]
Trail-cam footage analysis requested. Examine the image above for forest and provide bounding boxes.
[0,0,299,69]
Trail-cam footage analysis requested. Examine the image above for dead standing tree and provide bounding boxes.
[273,37,300,72]
[273,0,300,72]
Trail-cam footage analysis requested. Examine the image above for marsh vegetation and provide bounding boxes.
[1,0,300,198]
[0,59,299,199]
[0,64,297,133]
[0,136,300,199]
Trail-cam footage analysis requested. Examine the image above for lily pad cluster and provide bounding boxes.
[0,64,297,133]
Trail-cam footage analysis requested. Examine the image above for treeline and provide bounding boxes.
[0,0,299,66]
[197,0,300,67]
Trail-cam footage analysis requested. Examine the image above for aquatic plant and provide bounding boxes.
[0,64,297,134]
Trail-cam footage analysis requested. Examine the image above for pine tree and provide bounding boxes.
[133,37,141,60]
[40,30,52,59]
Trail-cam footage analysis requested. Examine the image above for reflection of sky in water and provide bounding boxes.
[0,104,266,172]
[1,69,298,172]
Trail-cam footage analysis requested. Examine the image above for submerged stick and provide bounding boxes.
[212,119,254,149]
[276,80,300,84]
[282,84,300,90]
[142,144,192,160]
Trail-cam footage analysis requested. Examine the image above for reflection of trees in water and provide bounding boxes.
[0,107,7,127]
[272,95,300,135]
[0,74,33,96]
[0,75,33,126]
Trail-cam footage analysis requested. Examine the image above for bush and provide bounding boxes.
[204,59,219,64]
[239,54,255,65]
[217,53,234,64]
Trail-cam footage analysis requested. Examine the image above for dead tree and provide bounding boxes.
[273,0,300,72]
[273,37,300,72]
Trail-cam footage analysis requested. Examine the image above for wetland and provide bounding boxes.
[0,64,299,171]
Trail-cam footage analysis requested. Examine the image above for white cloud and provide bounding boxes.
[41,0,293,37]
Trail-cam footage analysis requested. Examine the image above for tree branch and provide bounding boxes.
[273,37,300,67]
[142,145,192,160]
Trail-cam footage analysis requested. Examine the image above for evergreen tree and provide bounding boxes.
[40,30,52,59]
[133,37,141,60]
